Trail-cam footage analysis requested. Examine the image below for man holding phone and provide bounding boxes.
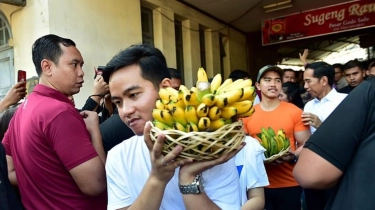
[0,81,27,112]
[2,34,107,209]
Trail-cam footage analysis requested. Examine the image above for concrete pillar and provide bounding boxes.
[182,19,200,87]
[153,7,176,68]
[204,29,220,78]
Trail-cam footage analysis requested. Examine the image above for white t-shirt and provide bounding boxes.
[304,89,347,134]
[106,135,241,210]
[234,136,269,205]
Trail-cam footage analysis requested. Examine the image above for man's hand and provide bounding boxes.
[93,76,109,96]
[299,49,309,66]
[143,122,192,184]
[80,110,100,133]
[178,142,246,184]
[267,150,295,165]
[2,81,27,106]
[301,112,322,129]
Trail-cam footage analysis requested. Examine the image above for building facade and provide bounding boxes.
[0,0,248,107]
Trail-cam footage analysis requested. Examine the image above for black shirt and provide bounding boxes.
[100,114,134,153]
[337,85,355,94]
[0,143,23,210]
[304,77,375,210]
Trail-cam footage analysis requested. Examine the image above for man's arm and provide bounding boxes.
[294,130,311,157]
[241,187,265,210]
[294,149,342,189]
[179,143,246,210]
[6,155,17,186]
[68,111,107,196]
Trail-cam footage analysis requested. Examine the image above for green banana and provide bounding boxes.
[152,120,172,130]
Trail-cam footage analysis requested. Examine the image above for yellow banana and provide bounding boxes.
[208,106,221,121]
[221,107,237,119]
[228,100,253,115]
[183,90,199,106]
[215,78,233,95]
[196,67,208,84]
[237,107,255,118]
[186,122,199,132]
[201,93,216,107]
[240,86,256,101]
[214,89,242,108]
[196,103,209,117]
[198,117,211,131]
[179,85,189,92]
[210,74,222,94]
[196,68,210,102]
[152,120,172,130]
[173,122,187,132]
[155,99,167,110]
[159,87,178,102]
[167,99,186,111]
[152,109,174,127]
[170,105,187,126]
[277,129,286,139]
[185,105,199,125]
[190,87,198,93]
[209,118,225,131]
[220,79,243,93]
[221,79,252,93]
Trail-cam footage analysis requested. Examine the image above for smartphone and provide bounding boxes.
[94,66,106,79]
[18,70,26,88]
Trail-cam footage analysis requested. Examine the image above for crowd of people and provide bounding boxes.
[0,34,374,210]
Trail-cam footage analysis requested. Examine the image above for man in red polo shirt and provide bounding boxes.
[2,34,107,209]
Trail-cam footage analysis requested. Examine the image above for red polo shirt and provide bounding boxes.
[2,84,107,210]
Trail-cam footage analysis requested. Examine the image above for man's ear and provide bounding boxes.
[255,82,261,91]
[321,76,328,86]
[41,59,53,76]
[159,78,172,89]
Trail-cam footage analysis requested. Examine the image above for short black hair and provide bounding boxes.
[102,44,170,89]
[343,60,364,71]
[332,63,343,72]
[168,68,182,80]
[282,82,304,109]
[305,62,335,87]
[0,105,19,141]
[32,34,76,77]
[228,69,249,81]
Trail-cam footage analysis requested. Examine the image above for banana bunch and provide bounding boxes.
[152,67,257,132]
[256,128,290,158]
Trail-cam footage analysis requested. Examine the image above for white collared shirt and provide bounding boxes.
[304,89,347,134]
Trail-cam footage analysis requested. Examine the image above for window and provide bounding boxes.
[175,20,184,82]
[141,7,154,46]
[199,28,206,70]
[0,15,11,48]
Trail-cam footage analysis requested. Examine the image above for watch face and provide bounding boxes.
[198,175,205,192]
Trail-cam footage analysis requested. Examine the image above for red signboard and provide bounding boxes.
[262,0,375,46]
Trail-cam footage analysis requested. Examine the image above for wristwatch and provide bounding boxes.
[179,174,205,194]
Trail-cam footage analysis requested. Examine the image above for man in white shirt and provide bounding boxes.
[102,44,247,210]
[300,62,347,210]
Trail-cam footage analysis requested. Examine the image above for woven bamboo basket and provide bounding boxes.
[150,121,246,161]
[264,146,291,163]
